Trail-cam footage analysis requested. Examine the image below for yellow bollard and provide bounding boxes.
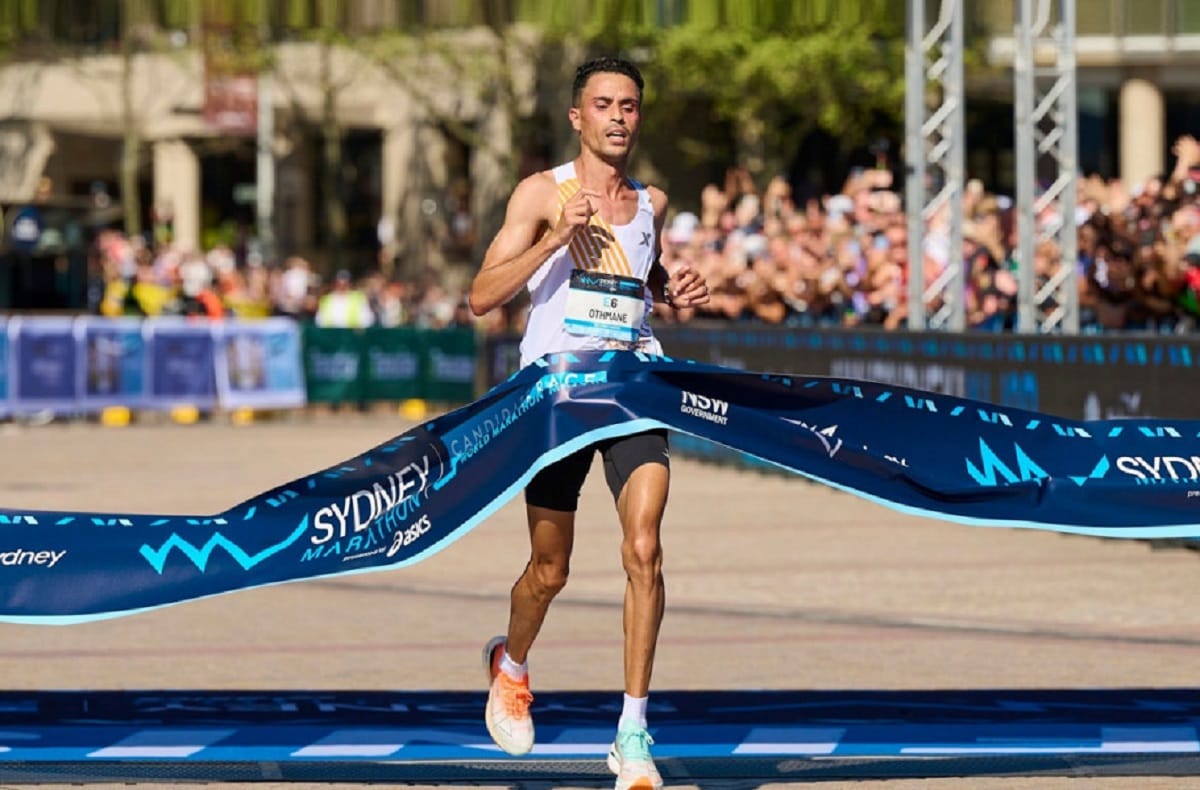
[399,399,428,421]
[230,407,255,426]
[99,406,131,427]
[170,405,201,425]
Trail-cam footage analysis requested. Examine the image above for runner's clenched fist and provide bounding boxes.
[666,264,709,309]
[549,187,602,248]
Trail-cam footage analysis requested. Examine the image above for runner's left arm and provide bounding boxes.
[648,187,708,310]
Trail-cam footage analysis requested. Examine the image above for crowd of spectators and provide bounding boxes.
[90,133,1200,336]
[657,134,1200,334]
[91,231,476,331]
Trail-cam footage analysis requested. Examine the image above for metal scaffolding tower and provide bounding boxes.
[905,0,965,331]
[1014,0,1079,333]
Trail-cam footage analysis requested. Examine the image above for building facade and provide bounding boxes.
[0,25,546,282]
[2,0,1199,288]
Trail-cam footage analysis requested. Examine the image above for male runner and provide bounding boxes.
[468,56,709,790]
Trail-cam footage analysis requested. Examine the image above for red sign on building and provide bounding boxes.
[203,72,257,135]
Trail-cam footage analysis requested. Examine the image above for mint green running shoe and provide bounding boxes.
[606,721,662,790]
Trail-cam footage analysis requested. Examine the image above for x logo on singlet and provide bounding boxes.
[639,231,652,246]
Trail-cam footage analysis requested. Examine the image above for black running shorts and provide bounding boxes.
[524,430,670,512]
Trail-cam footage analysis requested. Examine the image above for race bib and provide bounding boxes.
[564,270,646,343]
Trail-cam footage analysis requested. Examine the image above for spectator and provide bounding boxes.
[649,132,1200,334]
[315,270,375,329]
[273,256,318,321]
[178,251,224,319]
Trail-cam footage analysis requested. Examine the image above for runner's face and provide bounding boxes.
[571,72,641,161]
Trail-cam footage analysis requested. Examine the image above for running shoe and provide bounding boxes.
[607,721,663,790]
[482,635,534,755]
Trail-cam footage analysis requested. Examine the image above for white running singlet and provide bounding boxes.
[519,162,663,368]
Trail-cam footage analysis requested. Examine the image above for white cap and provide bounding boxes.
[826,194,854,218]
[667,211,700,244]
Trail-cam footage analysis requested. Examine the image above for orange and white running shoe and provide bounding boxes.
[482,635,535,756]
[607,721,663,790]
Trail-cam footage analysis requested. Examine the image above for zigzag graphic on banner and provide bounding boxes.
[139,518,311,574]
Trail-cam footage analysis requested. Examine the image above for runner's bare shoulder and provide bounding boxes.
[506,170,562,227]
[647,185,668,218]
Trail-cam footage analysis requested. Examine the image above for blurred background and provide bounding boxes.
[1,0,1199,424]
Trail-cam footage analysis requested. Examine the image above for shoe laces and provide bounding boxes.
[497,674,534,718]
[617,725,655,762]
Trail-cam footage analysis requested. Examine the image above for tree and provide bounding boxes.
[360,13,552,275]
[0,0,195,238]
[164,0,368,271]
[0,2,50,205]
[536,0,907,184]
[119,0,144,239]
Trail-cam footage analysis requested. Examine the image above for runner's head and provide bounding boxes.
[572,57,644,106]
[570,57,644,162]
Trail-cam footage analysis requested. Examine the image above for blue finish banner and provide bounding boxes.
[3,350,1200,624]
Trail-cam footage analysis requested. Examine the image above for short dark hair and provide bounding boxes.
[572,56,644,106]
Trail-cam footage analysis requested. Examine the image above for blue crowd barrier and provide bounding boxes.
[0,316,306,416]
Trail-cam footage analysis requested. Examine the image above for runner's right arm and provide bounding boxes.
[469,174,600,316]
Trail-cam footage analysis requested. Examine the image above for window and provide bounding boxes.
[1177,0,1200,33]
[1123,0,1167,34]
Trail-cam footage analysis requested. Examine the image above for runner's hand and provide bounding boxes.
[667,265,709,308]
[551,188,601,248]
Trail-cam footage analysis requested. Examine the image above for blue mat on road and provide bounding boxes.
[0,689,1199,782]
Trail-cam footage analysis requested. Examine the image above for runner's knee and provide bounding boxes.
[621,530,661,580]
[527,555,570,597]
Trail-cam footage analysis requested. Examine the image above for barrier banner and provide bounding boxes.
[362,327,423,402]
[3,350,1200,624]
[214,318,306,410]
[483,333,522,393]
[655,324,1200,420]
[80,317,148,410]
[10,316,77,414]
[302,326,364,405]
[147,320,217,409]
[0,317,8,416]
[423,327,477,403]
[305,326,478,405]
